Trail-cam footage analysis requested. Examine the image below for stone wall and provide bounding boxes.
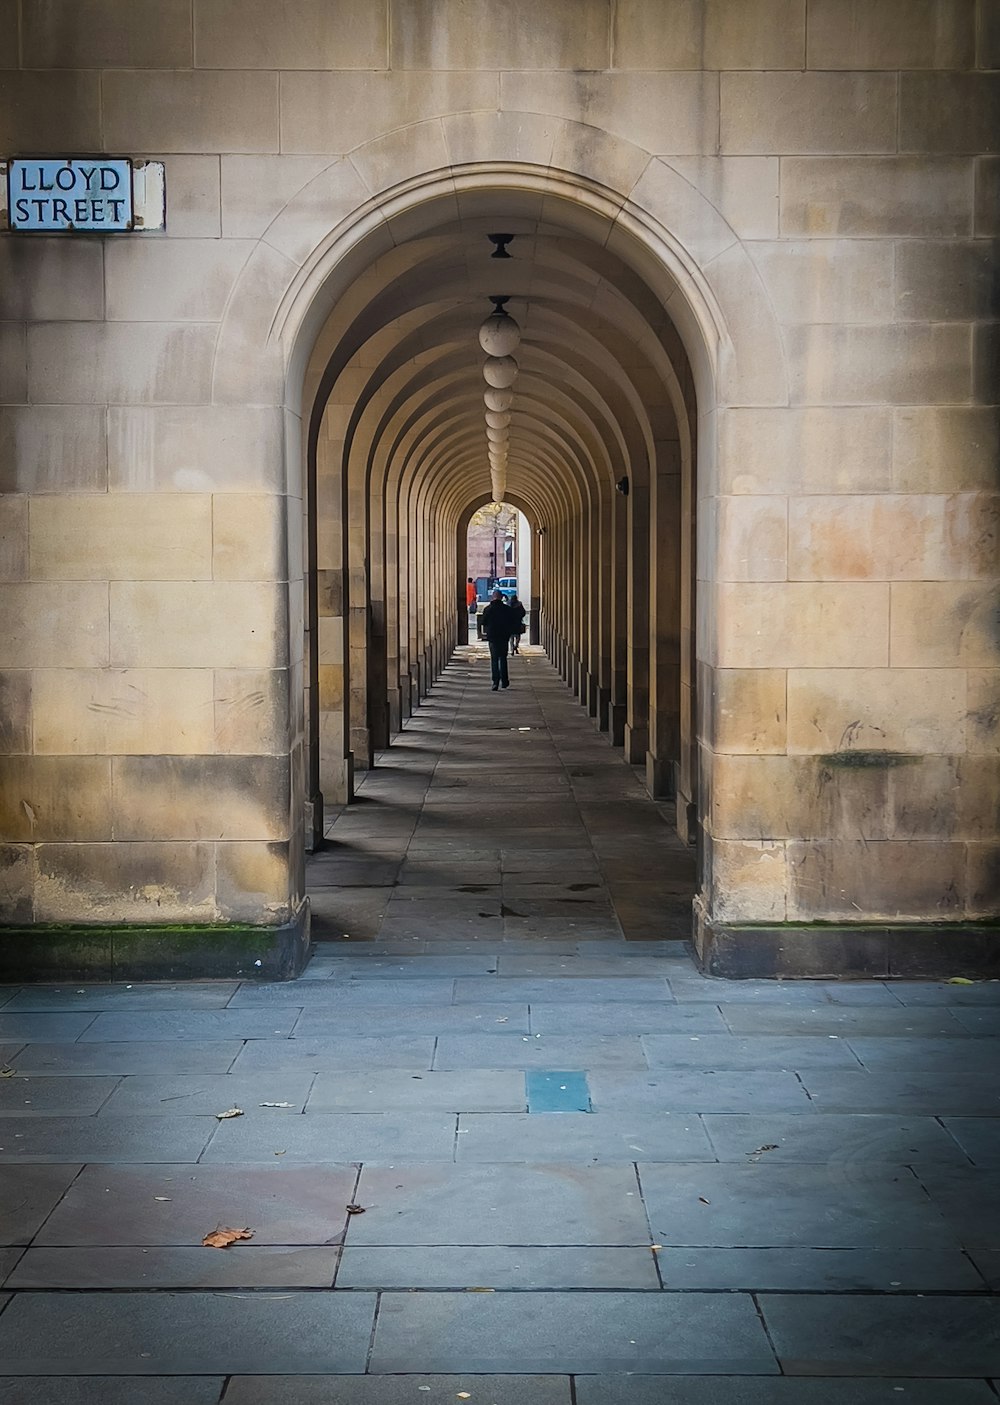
[0,0,997,970]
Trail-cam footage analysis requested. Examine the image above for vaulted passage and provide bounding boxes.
[307,645,696,946]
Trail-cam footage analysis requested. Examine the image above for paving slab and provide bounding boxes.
[968,1249,1000,1288]
[702,1113,972,1165]
[0,1165,83,1242]
[455,1111,715,1162]
[0,1290,377,1374]
[641,1034,861,1068]
[573,1378,997,1404]
[798,1070,1000,1114]
[0,1077,118,1115]
[666,978,841,1005]
[337,1244,659,1289]
[638,1163,960,1248]
[308,1069,526,1112]
[721,1006,972,1038]
[225,1377,571,1405]
[98,1073,315,1116]
[35,1162,358,1246]
[0,1247,23,1282]
[0,1381,225,1405]
[77,1011,299,1041]
[9,1041,242,1076]
[289,1005,531,1036]
[892,983,1000,1005]
[434,1034,648,1069]
[202,1111,457,1162]
[846,1036,1000,1070]
[369,1290,778,1374]
[0,1117,213,1164]
[232,1036,435,1071]
[311,956,499,976]
[588,1070,812,1112]
[530,1003,727,1034]
[759,1293,1000,1376]
[652,1245,984,1292]
[913,1165,1000,1248]
[950,1009,1000,1034]
[3,985,239,1011]
[939,1118,1000,1165]
[350,1163,651,1245]
[0,1014,97,1041]
[7,1245,339,1288]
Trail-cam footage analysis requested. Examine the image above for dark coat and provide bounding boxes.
[508,600,527,633]
[481,600,515,642]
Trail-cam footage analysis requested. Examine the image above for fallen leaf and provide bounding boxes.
[650,1244,662,1251]
[698,1196,711,1205]
[215,1107,244,1120]
[345,1203,366,1215]
[747,1143,779,1162]
[202,1226,254,1249]
[259,1102,294,1108]
[947,976,975,985]
[153,1196,172,1202]
[457,1395,472,1400]
[274,1150,286,1156]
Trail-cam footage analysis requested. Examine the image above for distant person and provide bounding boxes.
[508,593,526,654]
[481,589,514,690]
[466,577,476,614]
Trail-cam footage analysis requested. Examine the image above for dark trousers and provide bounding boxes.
[488,640,510,686]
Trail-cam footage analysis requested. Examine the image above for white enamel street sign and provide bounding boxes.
[1,158,166,233]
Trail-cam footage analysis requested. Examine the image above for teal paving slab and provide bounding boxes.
[701,1112,973,1164]
[652,1245,985,1292]
[572,1379,999,1404]
[454,1111,715,1162]
[0,1290,377,1374]
[525,1070,591,1111]
[6,1245,339,1288]
[0,1381,225,1405]
[224,1377,572,1404]
[759,1293,1000,1376]
[368,1290,778,1374]
[33,1163,359,1245]
[336,1244,660,1289]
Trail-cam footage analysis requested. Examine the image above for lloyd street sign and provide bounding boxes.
[1,158,165,233]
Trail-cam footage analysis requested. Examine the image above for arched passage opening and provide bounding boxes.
[292,178,709,886]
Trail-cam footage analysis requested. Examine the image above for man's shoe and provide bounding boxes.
[491,683,499,691]
[501,682,509,688]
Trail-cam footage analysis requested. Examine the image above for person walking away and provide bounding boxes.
[481,590,514,690]
[466,577,476,614]
[508,594,526,654]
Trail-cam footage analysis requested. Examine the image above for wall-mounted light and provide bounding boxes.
[488,233,514,259]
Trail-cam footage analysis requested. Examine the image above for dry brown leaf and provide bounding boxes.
[215,1107,244,1120]
[202,1226,254,1249]
[345,1203,366,1215]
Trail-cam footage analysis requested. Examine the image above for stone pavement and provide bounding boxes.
[0,647,999,1400]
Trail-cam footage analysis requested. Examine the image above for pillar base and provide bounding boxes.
[609,702,627,747]
[597,687,611,732]
[644,751,675,799]
[0,903,313,983]
[623,722,647,765]
[694,897,1000,980]
[304,789,324,853]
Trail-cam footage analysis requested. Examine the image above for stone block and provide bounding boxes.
[787,838,968,920]
[0,71,101,151]
[28,323,216,405]
[155,155,221,238]
[663,157,779,240]
[784,324,972,405]
[806,0,975,68]
[716,496,787,582]
[0,323,26,405]
[787,668,967,755]
[501,71,719,159]
[967,669,1000,753]
[624,159,739,269]
[2,582,108,668]
[105,239,253,322]
[209,241,294,405]
[221,155,330,236]
[716,582,889,669]
[195,0,386,68]
[214,668,291,753]
[710,753,891,842]
[212,494,288,582]
[890,581,1000,666]
[0,844,34,922]
[976,157,1000,236]
[32,668,216,756]
[788,493,999,581]
[216,840,293,920]
[0,0,15,62]
[0,239,104,321]
[780,157,972,237]
[720,406,892,497]
[392,0,609,68]
[0,671,31,753]
[102,71,279,155]
[110,581,283,668]
[613,0,804,69]
[974,321,1000,406]
[702,241,789,407]
[35,842,216,923]
[108,406,284,494]
[967,843,1000,918]
[0,405,107,494]
[22,0,192,65]
[712,668,787,753]
[901,73,1000,153]
[895,240,1000,321]
[893,407,1000,492]
[708,838,788,922]
[0,495,26,582]
[721,72,896,156]
[749,239,894,324]
[0,756,112,842]
[29,494,213,581]
[111,755,289,841]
